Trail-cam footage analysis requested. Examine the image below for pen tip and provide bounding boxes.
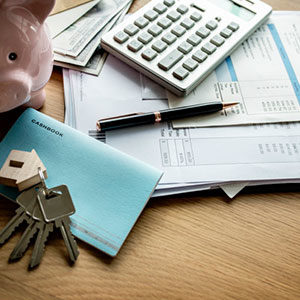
[222,102,240,109]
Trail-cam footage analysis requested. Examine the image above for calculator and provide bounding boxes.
[101,0,272,96]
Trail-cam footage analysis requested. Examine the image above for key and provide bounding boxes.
[190,11,202,22]
[17,184,42,215]
[9,184,48,262]
[206,20,218,31]
[187,34,202,46]
[158,49,183,71]
[163,0,175,7]
[0,184,41,245]
[9,217,40,261]
[9,186,44,260]
[29,203,53,268]
[37,185,79,263]
[166,10,180,22]
[173,67,189,80]
[228,21,239,32]
[162,32,177,45]
[17,184,54,268]
[0,206,30,244]
[177,4,188,14]
[30,221,53,268]
[153,3,167,14]
[180,18,195,30]
[142,48,157,61]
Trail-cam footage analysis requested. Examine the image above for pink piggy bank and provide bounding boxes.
[0,0,55,113]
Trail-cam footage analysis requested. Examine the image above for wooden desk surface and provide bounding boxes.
[0,1,300,299]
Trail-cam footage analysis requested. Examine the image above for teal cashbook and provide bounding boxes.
[0,109,163,256]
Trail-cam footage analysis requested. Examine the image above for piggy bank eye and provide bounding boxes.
[8,53,18,61]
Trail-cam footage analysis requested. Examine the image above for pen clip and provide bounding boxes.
[99,112,144,122]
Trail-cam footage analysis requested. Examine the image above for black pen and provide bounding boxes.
[96,101,239,132]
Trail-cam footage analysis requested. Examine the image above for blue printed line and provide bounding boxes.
[268,23,300,103]
[225,57,238,81]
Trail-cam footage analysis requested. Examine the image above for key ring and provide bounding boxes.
[38,167,49,197]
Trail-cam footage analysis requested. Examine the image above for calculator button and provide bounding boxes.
[114,31,129,44]
[148,24,163,37]
[144,10,159,21]
[201,42,217,54]
[167,10,181,22]
[162,32,177,45]
[177,4,188,14]
[127,40,143,52]
[220,28,233,38]
[192,50,208,63]
[187,34,202,46]
[142,48,158,61]
[228,22,239,32]
[157,17,172,29]
[173,67,189,80]
[215,16,222,22]
[190,11,202,22]
[158,49,184,71]
[210,35,225,46]
[124,24,139,36]
[163,0,175,6]
[206,20,218,31]
[178,41,193,54]
[183,58,198,71]
[138,32,153,44]
[180,18,195,30]
[152,40,168,53]
[196,27,210,38]
[134,17,149,29]
[153,3,167,14]
[171,25,186,37]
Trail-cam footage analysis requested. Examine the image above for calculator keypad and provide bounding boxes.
[220,28,233,38]
[105,0,246,95]
[177,5,189,15]
[158,49,183,71]
[134,17,149,29]
[196,27,210,38]
[124,24,139,36]
[144,10,159,21]
[163,0,175,7]
[210,35,225,47]
[228,21,240,32]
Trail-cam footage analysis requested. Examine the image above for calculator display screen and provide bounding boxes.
[210,0,256,21]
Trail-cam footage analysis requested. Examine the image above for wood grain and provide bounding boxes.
[1,1,300,299]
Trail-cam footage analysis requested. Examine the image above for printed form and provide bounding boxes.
[169,12,300,127]
[64,12,300,196]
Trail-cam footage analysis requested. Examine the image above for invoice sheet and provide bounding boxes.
[107,121,300,186]
[66,55,300,193]
[168,12,300,127]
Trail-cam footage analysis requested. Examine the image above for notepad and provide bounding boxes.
[0,109,163,256]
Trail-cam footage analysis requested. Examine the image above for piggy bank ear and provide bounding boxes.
[23,0,55,24]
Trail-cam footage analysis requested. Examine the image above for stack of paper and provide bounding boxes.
[63,11,300,198]
[47,0,133,75]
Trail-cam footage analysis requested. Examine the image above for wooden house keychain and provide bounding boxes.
[0,149,79,268]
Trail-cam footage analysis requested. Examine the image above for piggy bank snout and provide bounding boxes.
[0,71,32,112]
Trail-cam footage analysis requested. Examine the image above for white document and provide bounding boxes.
[64,54,300,196]
[46,0,101,39]
[64,12,300,197]
[53,0,131,57]
[168,12,300,127]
